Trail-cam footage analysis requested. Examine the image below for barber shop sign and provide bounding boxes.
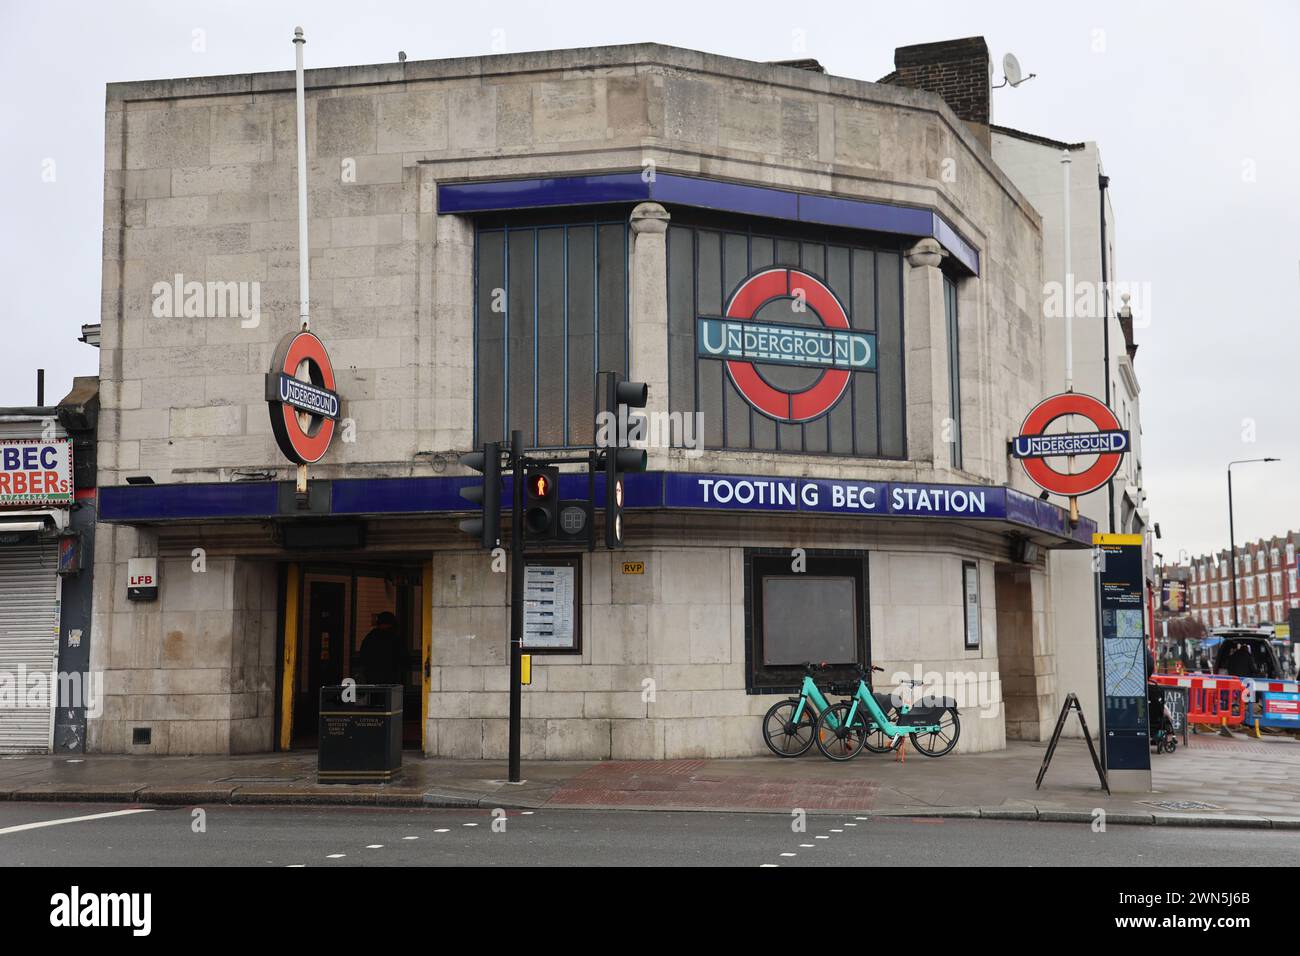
[697,267,875,423]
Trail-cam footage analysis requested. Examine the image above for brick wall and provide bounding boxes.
[882,36,992,128]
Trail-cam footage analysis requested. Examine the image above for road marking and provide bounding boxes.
[759,863,779,868]
[286,864,305,868]
[780,852,796,857]
[0,807,154,836]
[521,811,534,815]
[326,854,345,859]
[830,828,843,833]
[434,828,450,833]
[403,836,419,840]
[815,835,829,840]
[845,823,857,827]
[799,844,815,848]
[366,844,384,849]
[463,823,478,827]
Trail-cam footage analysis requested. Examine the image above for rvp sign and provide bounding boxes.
[0,438,73,507]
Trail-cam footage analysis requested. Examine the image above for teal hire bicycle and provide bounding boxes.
[762,662,900,758]
[814,664,961,760]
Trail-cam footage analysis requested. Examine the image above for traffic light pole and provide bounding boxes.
[508,429,524,783]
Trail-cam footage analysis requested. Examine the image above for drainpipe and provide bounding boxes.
[1099,173,1116,534]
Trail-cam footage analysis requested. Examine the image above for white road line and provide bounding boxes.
[780,852,796,857]
[366,844,383,849]
[433,828,450,833]
[0,807,154,836]
[815,835,829,840]
[327,853,345,859]
[759,863,779,868]
[402,836,419,840]
[462,823,478,827]
[799,843,815,848]
[286,864,305,868]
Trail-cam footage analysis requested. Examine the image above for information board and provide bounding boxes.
[1094,534,1152,779]
[523,563,578,651]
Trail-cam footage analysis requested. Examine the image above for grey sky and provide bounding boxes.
[1,0,1296,560]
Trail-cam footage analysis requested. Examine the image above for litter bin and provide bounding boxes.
[317,684,402,784]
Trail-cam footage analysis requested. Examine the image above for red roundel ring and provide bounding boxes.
[723,268,851,423]
[1018,392,1123,497]
[267,330,338,464]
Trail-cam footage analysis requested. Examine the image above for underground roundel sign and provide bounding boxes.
[697,268,875,423]
[265,330,340,464]
[1012,392,1130,497]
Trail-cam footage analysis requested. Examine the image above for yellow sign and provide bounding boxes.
[1277,624,1291,640]
[621,561,645,575]
[521,654,532,686]
[1092,533,1143,546]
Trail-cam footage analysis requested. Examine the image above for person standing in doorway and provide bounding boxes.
[356,611,408,686]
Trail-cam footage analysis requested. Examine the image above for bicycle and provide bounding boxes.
[762,661,836,757]
[815,665,960,760]
[763,661,899,758]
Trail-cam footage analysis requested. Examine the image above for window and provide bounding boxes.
[667,219,906,458]
[944,276,963,469]
[1287,543,1295,565]
[744,549,869,691]
[475,219,628,448]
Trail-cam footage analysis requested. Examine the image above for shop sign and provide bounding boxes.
[265,330,340,464]
[697,268,875,423]
[1012,393,1128,497]
[0,438,73,507]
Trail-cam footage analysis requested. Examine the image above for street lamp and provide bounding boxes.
[1227,457,1280,627]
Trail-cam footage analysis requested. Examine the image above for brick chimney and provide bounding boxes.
[879,36,993,149]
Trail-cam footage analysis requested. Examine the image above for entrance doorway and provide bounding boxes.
[288,564,425,749]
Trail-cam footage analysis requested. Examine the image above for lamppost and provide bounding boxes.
[1228,457,1280,627]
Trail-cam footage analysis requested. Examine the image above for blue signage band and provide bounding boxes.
[1011,430,1130,459]
[697,317,876,371]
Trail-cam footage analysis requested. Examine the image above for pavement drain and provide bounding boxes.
[1139,800,1224,812]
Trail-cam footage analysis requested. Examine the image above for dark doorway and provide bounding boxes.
[290,566,424,750]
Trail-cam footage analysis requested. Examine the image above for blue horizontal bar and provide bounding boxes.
[437,172,980,275]
[436,173,648,213]
[100,472,1086,542]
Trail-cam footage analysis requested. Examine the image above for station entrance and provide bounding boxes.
[281,561,427,750]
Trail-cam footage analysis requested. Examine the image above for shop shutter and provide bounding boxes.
[0,543,59,753]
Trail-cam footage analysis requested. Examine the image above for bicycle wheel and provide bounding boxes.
[909,708,961,757]
[815,701,868,761]
[763,698,816,757]
[863,706,901,754]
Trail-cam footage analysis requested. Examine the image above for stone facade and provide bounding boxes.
[92,42,1074,758]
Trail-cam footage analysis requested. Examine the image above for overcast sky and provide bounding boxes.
[1,0,1296,560]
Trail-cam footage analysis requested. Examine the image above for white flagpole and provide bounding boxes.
[294,26,310,333]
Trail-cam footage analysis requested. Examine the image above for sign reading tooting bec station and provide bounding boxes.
[265,330,340,464]
[1012,392,1129,497]
[698,267,875,422]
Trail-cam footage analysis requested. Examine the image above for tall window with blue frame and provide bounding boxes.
[944,275,962,470]
[474,219,629,448]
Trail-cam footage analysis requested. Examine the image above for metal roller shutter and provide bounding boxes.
[0,543,59,753]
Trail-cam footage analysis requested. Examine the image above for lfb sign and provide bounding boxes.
[697,268,875,423]
[0,438,73,506]
[1012,392,1129,497]
[265,330,340,464]
[127,557,158,602]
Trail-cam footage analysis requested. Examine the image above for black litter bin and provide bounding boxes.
[317,684,403,784]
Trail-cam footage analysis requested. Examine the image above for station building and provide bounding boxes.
[89,37,1107,759]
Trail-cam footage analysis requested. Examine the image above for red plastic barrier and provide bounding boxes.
[1150,673,1246,727]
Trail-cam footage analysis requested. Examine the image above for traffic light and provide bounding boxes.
[603,372,648,548]
[524,465,560,540]
[458,441,501,548]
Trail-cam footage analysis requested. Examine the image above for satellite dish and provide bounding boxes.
[1003,53,1023,87]
[995,52,1037,89]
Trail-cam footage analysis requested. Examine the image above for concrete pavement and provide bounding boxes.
[1,731,1298,829]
